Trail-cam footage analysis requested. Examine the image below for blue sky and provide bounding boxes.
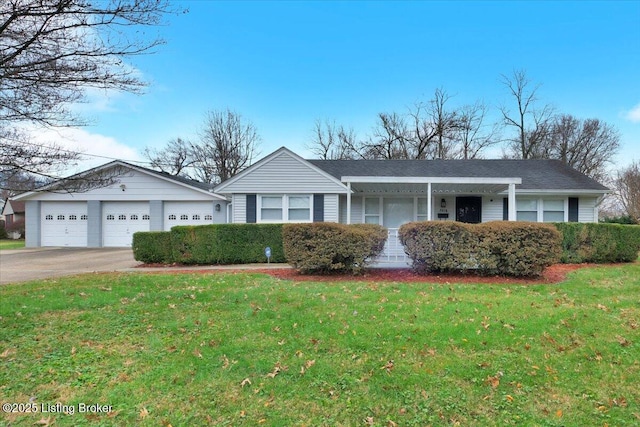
[43,0,640,174]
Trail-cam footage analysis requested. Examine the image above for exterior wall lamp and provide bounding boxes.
[215,203,221,212]
[441,198,446,208]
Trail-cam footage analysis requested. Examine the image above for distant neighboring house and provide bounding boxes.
[1,200,26,239]
[13,147,610,262]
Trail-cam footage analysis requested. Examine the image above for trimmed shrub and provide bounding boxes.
[479,222,562,277]
[554,222,640,263]
[132,231,173,264]
[283,222,387,274]
[171,223,285,265]
[397,222,482,274]
[399,221,562,277]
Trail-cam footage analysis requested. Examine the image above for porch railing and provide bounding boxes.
[375,228,409,265]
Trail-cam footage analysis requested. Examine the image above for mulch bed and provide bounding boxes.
[136,263,598,284]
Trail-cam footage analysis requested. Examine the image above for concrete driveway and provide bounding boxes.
[0,247,141,285]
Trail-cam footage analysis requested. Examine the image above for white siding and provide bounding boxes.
[324,194,339,223]
[338,195,363,224]
[578,197,597,223]
[218,151,347,194]
[32,170,218,202]
[233,194,247,223]
[482,196,503,222]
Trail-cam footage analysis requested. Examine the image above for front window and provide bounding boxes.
[516,199,537,221]
[288,196,311,221]
[260,196,283,221]
[259,195,312,222]
[543,199,564,222]
[364,197,381,224]
[417,198,429,221]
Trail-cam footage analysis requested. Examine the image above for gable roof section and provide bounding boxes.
[214,147,349,194]
[13,160,226,201]
[308,159,609,191]
[1,200,25,215]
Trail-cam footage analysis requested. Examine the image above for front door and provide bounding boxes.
[456,197,482,223]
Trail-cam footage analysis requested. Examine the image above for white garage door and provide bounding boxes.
[103,202,150,247]
[164,202,215,231]
[41,202,88,247]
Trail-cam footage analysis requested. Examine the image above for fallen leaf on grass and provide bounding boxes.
[193,348,202,358]
[486,374,500,389]
[616,335,631,347]
[240,378,251,387]
[34,417,53,426]
[381,360,394,374]
[0,348,15,358]
[596,304,609,312]
[556,409,563,418]
[139,407,149,419]
[265,362,287,378]
[300,359,316,375]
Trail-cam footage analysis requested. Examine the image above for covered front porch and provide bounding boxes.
[339,176,522,266]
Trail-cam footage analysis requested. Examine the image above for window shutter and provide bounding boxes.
[503,198,508,221]
[313,194,324,222]
[568,197,579,222]
[246,194,256,223]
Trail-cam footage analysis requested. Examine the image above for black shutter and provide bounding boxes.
[313,194,324,222]
[503,198,508,221]
[246,194,256,223]
[568,197,579,222]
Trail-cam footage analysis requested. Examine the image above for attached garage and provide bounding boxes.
[15,160,229,248]
[102,202,150,247]
[41,202,88,247]
[164,201,216,231]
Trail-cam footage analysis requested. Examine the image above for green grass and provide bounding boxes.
[0,239,25,250]
[1,265,639,426]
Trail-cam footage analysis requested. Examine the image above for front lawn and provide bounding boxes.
[1,265,638,426]
[0,239,25,250]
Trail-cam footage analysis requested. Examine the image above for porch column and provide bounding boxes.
[427,182,432,220]
[346,182,351,224]
[508,183,516,221]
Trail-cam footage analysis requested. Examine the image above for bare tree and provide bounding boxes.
[0,0,174,192]
[548,114,620,181]
[143,137,194,177]
[363,88,461,160]
[500,69,555,159]
[615,161,640,222]
[367,112,411,159]
[455,101,500,159]
[194,109,261,184]
[308,119,360,160]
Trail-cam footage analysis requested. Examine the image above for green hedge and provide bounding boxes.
[132,231,173,264]
[554,222,640,263]
[399,221,562,277]
[283,223,387,274]
[171,223,285,265]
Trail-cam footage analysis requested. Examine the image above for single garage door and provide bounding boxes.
[103,202,150,247]
[41,202,88,247]
[164,201,215,231]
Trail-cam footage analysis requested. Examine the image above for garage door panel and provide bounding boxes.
[164,202,214,231]
[103,202,149,247]
[41,202,88,247]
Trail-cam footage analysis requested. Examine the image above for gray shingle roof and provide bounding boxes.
[307,159,609,191]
